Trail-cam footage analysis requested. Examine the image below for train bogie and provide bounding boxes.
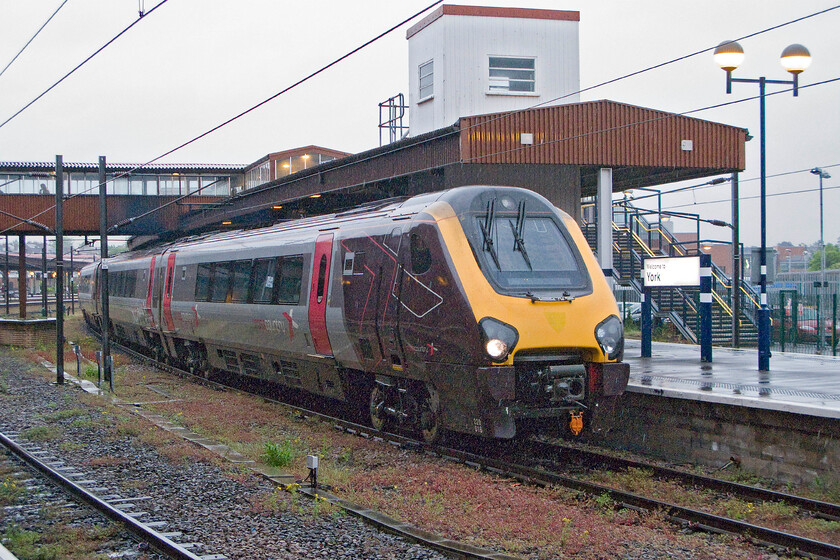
[79,186,629,442]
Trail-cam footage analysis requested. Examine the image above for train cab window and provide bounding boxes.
[410,233,432,274]
[195,263,212,301]
[230,260,251,303]
[211,262,232,302]
[276,256,303,305]
[251,258,276,304]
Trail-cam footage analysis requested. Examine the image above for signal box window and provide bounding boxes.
[230,260,251,303]
[419,60,434,100]
[251,258,276,303]
[276,256,303,305]
[489,56,535,93]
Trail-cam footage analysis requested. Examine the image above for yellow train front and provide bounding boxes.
[362,186,629,440]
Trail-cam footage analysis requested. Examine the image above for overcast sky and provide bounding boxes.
[0,0,837,247]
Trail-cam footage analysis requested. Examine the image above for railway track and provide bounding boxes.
[0,429,225,560]
[93,333,840,560]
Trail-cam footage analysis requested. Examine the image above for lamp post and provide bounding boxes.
[811,167,831,353]
[714,40,811,371]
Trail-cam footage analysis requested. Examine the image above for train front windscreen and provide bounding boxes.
[459,191,592,298]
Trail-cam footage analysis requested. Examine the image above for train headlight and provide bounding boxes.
[595,315,624,361]
[479,317,519,363]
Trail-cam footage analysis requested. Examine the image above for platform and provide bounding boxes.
[623,340,840,419]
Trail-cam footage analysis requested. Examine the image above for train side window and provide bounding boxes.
[276,255,303,305]
[230,260,251,303]
[195,263,212,301]
[410,233,432,274]
[210,262,231,302]
[251,258,276,304]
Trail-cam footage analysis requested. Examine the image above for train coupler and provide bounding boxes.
[569,411,584,436]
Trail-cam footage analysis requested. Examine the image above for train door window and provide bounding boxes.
[230,260,251,303]
[152,268,163,307]
[315,255,327,304]
[410,232,432,274]
[276,255,303,305]
[251,258,276,304]
[195,263,212,301]
[210,262,231,302]
[164,266,174,299]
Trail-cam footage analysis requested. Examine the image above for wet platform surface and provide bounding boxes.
[624,339,840,419]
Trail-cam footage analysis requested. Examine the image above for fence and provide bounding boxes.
[770,270,839,355]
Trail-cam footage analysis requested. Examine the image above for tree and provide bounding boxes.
[808,243,840,271]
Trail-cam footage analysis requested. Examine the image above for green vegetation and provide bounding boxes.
[20,425,60,442]
[260,440,297,468]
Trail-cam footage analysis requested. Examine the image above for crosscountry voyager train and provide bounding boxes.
[79,186,630,442]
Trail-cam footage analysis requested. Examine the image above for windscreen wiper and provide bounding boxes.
[508,200,531,270]
[479,198,501,270]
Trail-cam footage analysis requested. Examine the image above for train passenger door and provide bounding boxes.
[144,256,156,328]
[150,254,166,334]
[162,253,176,332]
[308,233,334,356]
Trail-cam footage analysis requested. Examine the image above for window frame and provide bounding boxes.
[487,55,536,95]
[418,59,434,101]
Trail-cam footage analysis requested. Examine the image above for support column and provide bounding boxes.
[55,155,65,385]
[597,168,614,286]
[41,235,47,316]
[4,236,8,315]
[17,235,25,319]
[731,172,740,348]
[700,253,713,363]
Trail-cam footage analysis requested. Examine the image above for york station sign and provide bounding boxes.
[643,256,701,287]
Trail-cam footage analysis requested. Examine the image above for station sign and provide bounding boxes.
[644,256,701,287]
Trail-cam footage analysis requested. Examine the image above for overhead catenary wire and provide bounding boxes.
[2,4,838,236]
[0,0,71,80]
[0,0,447,236]
[0,0,170,131]
[198,76,840,223]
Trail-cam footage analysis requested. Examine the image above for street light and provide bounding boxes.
[811,167,831,353]
[714,40,811,371]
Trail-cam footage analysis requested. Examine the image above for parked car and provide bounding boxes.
[617,302,642,323]
[780,306,839,343]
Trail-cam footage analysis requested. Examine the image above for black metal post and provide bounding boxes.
[69,247,74,314]
[700,253,713,362]
[4,236,8,315]
[641,257,652,358]
[731,172,740,347]
[18,234,26,319]
[99,156,112,391]
[756,77,771,371]
[55,155,64,385]
[41,235,47,316]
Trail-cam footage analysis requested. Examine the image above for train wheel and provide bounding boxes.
[419,384,441,444]
[369,384,390,432]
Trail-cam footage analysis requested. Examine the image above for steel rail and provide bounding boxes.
[526,439,840,521]
[93,331,840,559]
[436,444,840,560]
[0,431,205,560]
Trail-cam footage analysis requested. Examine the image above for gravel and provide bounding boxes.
[0,354,451,560]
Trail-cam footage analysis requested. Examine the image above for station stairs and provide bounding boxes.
[583,206,760,347]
